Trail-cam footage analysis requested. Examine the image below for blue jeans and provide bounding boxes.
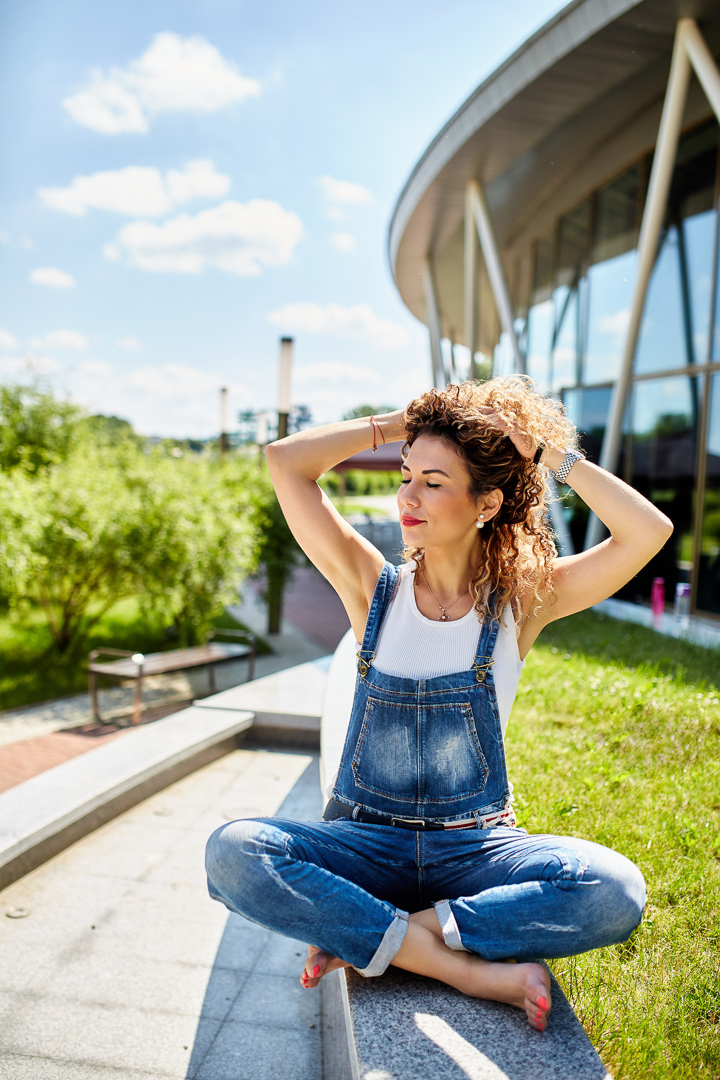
[205,817,645,977]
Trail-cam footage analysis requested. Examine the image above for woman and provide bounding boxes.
[206,377,672,1032]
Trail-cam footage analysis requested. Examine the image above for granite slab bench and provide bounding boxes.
[320,630,611,1080]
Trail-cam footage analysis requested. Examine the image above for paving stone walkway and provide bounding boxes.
[0,744,323,1079]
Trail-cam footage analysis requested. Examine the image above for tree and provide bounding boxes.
[0,441,263,655]
[251,464,302,634]
[0,384,83,474]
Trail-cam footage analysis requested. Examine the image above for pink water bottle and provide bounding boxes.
[651,577,665,629]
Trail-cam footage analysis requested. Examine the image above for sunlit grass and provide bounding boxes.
[506,610,720,1077]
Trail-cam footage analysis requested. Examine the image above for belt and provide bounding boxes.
[323,798,515,832]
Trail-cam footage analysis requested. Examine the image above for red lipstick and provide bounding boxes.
[401,516,424,526]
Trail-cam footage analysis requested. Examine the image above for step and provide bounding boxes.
[194,654,332,749]
[0,704,253,891]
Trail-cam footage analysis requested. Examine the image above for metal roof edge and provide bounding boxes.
[386,0,645,285]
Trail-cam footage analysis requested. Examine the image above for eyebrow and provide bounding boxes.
[400,463,452,478]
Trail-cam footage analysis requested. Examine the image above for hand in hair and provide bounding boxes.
[476,407,539,460]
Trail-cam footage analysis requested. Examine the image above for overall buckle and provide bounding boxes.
[473,656,494,683]
[356,650,375,676]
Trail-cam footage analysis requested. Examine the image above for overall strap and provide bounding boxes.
[356,561,400,676]
[472,591,502,684]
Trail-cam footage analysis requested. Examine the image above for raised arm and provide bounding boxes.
[265,410,406,640]
[519,443,673,651]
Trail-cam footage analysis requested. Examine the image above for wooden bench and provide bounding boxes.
[88,628,256,726]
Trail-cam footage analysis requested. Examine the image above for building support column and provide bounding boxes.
[464,185,478,378]
[467,181,523,375]
[585,19,692,548]
[422,258,444,388]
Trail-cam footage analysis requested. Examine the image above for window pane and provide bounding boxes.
[634,226,687,373]
[564,386,613,465]
[551,285,578,392]
[616,376,699,604]
[525,300,553,388]
[585,250,637,384]
[697,373,720,614]
[563,386,613,552]
[684,208,715,364]
[592,164,641,265]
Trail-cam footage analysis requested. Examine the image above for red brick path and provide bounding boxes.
[0,566,347,794]
[282,563,351,653]
[0,701,192,794]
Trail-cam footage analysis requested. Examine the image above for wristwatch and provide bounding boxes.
[554,449,583,485]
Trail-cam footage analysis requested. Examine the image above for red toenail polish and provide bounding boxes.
[538,996,548,1010]
[313,965,321,976]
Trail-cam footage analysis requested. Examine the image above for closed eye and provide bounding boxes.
[399,478,441,488]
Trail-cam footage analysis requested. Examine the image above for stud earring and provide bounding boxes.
[476,515,485,529]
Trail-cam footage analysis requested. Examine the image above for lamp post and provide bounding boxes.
[219,387,228,453]
[277,337,293,440]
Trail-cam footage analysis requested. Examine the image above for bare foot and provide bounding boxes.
[300,945,351,989]
[456,955,552,1031]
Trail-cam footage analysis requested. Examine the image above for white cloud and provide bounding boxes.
[64,359,252,438]
[0,354,60,378]
[78,359,112,376]
[267,302,409,350]
[39,160,230,218]
[319,176,373,206]
[599,309,631,337]
[0,230,34,250]
[62,33,261,134]
[117,336,142,350]
[112,198,303,275]
[29,267,76,288]
[0,328,19,349]
[331,232,355,253]
[103,243,122,262]
[326,207,347,222]
[295,361,379,385]
[30,330,89,350]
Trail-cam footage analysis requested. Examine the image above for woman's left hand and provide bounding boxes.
[477,407,538,460]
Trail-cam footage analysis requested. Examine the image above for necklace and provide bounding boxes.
[420,570,468,621]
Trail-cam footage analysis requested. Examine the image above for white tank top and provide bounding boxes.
[372,563,524,738]
[323,563,524,804]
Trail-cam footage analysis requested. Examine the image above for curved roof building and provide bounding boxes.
[388,0,720,620]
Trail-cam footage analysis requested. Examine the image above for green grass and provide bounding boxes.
[0,598,267,711]
[507,611,720,1077]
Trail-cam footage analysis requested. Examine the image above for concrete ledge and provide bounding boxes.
[594,597,720,649]
[0,704,253,890]
[194,655,332,751]
[323,966,610,1080]
[319,633,611,1079]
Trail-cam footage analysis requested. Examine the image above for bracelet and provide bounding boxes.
[369,416,386,453]
[532,442,545,465]
[554,449,583,485]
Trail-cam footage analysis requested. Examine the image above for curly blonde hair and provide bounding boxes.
[402,376,580,624]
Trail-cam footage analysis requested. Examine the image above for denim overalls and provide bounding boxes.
[331,561,514,824]
[205,561,646,976]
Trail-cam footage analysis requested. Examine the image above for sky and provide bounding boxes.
[0,0,570,438]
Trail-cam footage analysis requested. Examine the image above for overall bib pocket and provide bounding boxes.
[351,695,490,803]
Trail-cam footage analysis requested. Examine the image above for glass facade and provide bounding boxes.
[495,116,720,619]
